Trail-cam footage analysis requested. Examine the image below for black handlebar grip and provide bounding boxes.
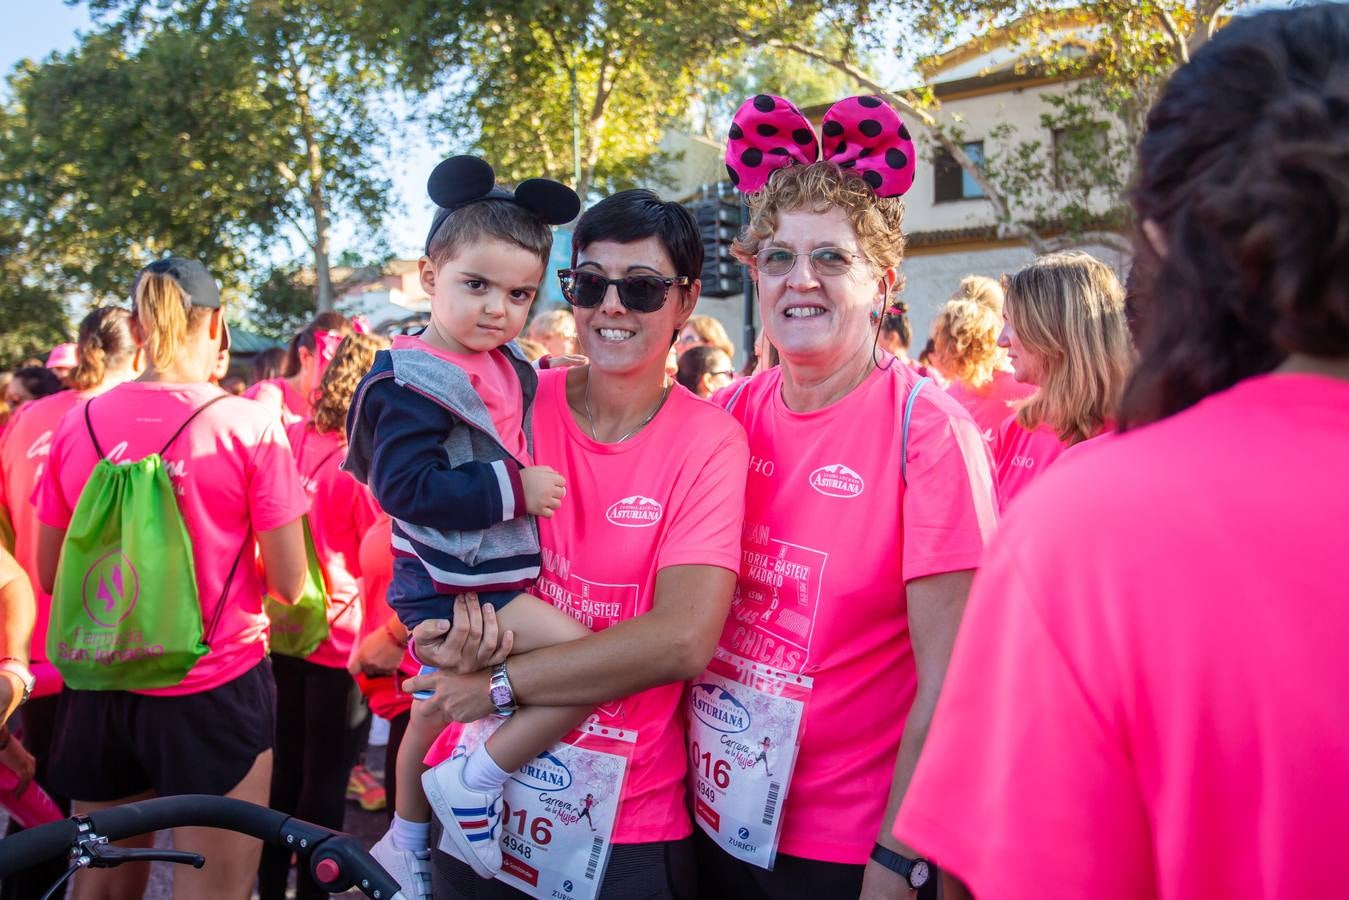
[84,795,290,844]
[0,818,79,879]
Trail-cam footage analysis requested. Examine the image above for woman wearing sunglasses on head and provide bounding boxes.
[687,95,996,900]
[406,189,749,900]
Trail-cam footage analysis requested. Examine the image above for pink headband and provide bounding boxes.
[725,94,916,198]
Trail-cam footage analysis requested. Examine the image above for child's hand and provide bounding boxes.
[521,465,566,517]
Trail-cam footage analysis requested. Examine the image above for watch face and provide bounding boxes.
[909,860,931,889]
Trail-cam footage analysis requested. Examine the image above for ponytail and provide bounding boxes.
[69,307,135,392]
[133,272,192,371]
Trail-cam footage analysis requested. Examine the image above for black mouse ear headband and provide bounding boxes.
[424,156,581,255]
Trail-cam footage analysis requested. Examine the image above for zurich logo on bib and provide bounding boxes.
[604,495,663,527]
[808,464,864,498]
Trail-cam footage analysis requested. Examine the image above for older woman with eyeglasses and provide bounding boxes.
[687,96,997,900]
[405,189,750,900]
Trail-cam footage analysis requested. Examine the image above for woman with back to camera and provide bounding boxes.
[34,257,308,900]
[693,94,997,900]
[257,333,384,900]
[991,251,1133,508]
[896,7,1349,898]
[243,311,353,426]
[0,307,142,899]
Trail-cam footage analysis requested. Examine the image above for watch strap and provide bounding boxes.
[870,843,915,880]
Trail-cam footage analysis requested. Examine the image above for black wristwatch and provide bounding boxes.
[871,843,932,890]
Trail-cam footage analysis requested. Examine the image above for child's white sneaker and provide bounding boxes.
[423,751,504,878]
[369,828,433,900]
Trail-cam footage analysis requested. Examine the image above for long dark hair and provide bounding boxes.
[1122,4,1349,428]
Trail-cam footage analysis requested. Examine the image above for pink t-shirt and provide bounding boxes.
[992,418,1071,509]
[715,356,997,864]
[0,390,82,695]
[244,377,309,427]
[896,373,1349,900]
[946,370,1035,443]
[392,335,529,464]
[285,422,378,669]
[354,515,417,722]
[34,382,308,696]
[429,368,749,844]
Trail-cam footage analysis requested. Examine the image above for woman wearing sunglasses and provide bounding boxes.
[409,189,749,899]
[690,96,997,900]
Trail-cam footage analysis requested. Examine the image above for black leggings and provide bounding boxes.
[256,654,360,900]
[1,695,71,900]
[433,833,696,899]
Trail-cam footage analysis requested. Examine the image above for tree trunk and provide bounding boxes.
[294,69,334,312]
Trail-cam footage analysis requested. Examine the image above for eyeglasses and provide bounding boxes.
[755,246,864,277]
[558,269,690,313]
[710,369,735,378]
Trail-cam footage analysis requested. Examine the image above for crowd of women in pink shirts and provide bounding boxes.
[0,6,1346,899]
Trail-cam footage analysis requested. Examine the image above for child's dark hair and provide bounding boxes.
[676,345,726,393]
[880,300,912,349]
[426,200,554,270]
[1122,4,1349,428]
[284,311,352,378]
[573,189,703,281]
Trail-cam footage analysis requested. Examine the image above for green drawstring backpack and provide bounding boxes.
[264,437,339,658]
[49,394,246,691]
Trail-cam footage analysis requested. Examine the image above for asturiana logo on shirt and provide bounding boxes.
[689,683,751,734]
[509,750,573,792]
[605,495,663,527]
[809,464,864,498]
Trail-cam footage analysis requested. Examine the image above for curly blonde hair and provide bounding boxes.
[950,275,1005,314]
[1007,252,1134,444]
[931,299,1005,390]
[733,161,906,297]
[310,333,385,436]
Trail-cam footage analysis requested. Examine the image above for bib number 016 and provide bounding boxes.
[502,800,554,850]
[690,741,732,789]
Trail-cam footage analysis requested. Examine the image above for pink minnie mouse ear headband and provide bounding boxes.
[425,156,581,255]
[725,94,916,198]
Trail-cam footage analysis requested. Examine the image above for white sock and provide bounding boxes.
[390,813,430,852]
[461,746,511,794]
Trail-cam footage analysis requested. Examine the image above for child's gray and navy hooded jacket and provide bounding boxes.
[343,340,539,627]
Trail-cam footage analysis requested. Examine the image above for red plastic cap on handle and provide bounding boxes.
[314,857,341,884]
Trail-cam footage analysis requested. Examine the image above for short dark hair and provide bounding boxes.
[573,189,703,281]
[13,366,66,400]
[426,199,554,270]
[676,345,726,392]
[1123,4,1349,427]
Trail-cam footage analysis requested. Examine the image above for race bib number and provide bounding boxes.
[687,649,813,869]
[444,719,636,900]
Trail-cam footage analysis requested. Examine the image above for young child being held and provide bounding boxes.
[345,156,590,892]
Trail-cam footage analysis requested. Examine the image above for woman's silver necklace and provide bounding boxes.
[584,377,671,443]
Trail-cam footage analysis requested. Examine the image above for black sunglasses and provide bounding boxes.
[558,268,690,313]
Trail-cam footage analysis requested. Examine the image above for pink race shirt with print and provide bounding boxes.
[992,418,1069,509]
[715,357,996,864]
[946,369,1034,444]
[0,391,83,695]
[34,382,308,696]
[429,368,748,844]
[244,377,309,427]
[285,422,379,669]
[391,335,529,464]
[896,374,1349,900]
